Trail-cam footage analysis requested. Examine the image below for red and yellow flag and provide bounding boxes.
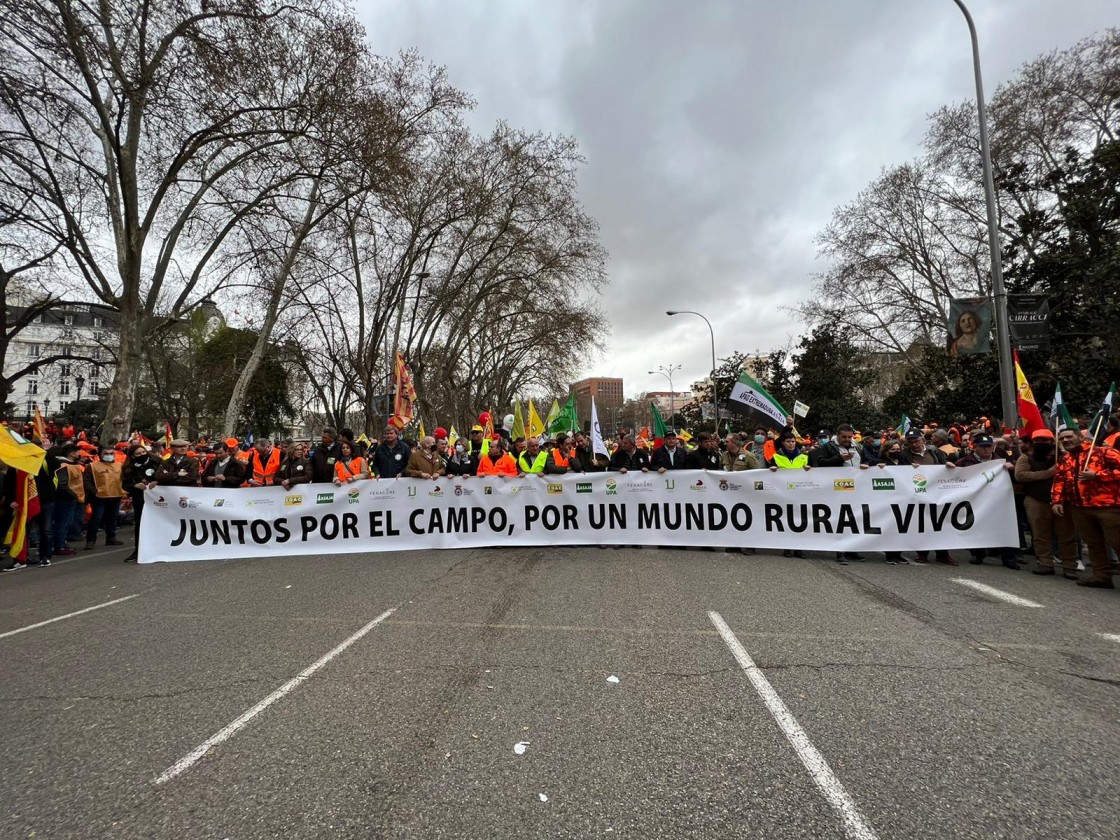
[5,470,40,563]
[390,351,418,429]
[1013,350,1046,438]
[33,405,46,442]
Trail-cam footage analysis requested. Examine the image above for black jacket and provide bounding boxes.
[372,440,412,478]
[309,441,342,483]
[608,448,651,472]
[686,447,721,470]
[123,456,160,495]
[202,456,247,489]
[650,445,689,471]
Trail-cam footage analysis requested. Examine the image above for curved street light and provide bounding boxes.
[666,311,719,435]
[648,364,681,430]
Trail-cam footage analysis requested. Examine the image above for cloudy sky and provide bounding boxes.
[354,0,1115,399]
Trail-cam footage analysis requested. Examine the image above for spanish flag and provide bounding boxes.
[33,405,46,442]
[5,469,40,563]
[1013,350,1046,438]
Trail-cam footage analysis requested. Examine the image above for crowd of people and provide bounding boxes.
[2,410,1117,589]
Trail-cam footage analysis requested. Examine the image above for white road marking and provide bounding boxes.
[708,611,879,840]
[155,607,396,784]
[0,594,140,640]
[1098,633,1120,644]
[951,579,1044,608]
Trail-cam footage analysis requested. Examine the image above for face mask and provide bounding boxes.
[455,444,464,454]
[754,435,765,444]
[102,455,115,462]
[819,437,829,445]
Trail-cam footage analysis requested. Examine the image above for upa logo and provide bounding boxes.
[347,487,361,504]
[833,478,855,491]
[872,477,896,491]
[912,474,928,494]
[546,483,564,495]
[316,493,334,504]
[284,494,304,506]
[576,482,592,494]
[605,479,618,496]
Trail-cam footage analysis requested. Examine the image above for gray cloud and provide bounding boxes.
[355,0,1116,399]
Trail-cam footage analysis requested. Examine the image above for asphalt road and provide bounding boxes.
[2,538,1119,839]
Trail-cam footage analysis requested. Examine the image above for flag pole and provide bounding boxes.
[1083,414,1106,470]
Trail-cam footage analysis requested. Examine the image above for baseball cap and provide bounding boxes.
[904,428,923,440]
[974,435,995,446]
[1031,429,1055,440]
[470,425,484,432]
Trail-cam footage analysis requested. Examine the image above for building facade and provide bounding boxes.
[570,376,624,432]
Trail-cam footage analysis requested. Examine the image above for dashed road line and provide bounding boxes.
[0,594,141,640]
[951,579,1044,608]
[154,607,396,784]
[708,610,879,840]
[1098,633,1120,644]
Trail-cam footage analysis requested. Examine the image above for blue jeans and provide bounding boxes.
[86,498,120,544]
[53,497,77,552]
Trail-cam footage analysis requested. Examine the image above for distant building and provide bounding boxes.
[646,390,692,419]
[571,376,624,431]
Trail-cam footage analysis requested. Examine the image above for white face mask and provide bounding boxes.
[102,454,115,462]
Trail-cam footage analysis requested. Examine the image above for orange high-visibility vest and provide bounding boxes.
[249,447,283,485]
[335,457,367,483]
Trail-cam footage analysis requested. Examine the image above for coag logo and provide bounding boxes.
[606,479,618,496]
[547,483,564,495]
[576,482,592,494]
[284,494,303,506]
[833,478,855,491]
[912,474,928,494]
[872,477,895,491]
[316,493,334,504]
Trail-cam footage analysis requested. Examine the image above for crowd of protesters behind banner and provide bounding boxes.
[2,410,1118,589]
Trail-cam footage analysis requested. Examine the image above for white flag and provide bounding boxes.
[793,400,810,418]
[590,397,608,459]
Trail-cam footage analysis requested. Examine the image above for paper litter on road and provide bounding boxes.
[538,793,548,802]
[284,585,292,589]
[606,675,620,684]
[514,741,529,755]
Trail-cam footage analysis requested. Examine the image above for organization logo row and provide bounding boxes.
[151,469,990,511]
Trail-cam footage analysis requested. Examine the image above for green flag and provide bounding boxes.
[1049,382,1075,433]
[549,395,578,434]
[651,401,669,438]
[545,398,561,431]
[1088,381,1116,444]
[895,415,912,436]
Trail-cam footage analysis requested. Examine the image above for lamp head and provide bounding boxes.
[666,310,678,316]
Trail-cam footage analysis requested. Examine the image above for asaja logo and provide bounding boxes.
[576,482,592,494]
[605,478,618,496]
[316,493,334,504]
[833,478,855,491]
[690,479,706,491]
[547,483,564,495]
[284,494,303,506]
[912,473,928,494]
[872,477,895,491]
[753,480,765,491]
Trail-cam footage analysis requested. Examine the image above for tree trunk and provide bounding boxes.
[102,316,144,441]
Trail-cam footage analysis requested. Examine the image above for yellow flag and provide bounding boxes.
[512,401,526,440]
[528,399,545,438]
[419,419,426,440]
[0,427,46,475]
[448,425,459,448]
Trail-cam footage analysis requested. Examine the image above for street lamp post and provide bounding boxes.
[74,374,85,428]
[951,0,1016,429]
[648,363,681,429]
[666,311,719,435]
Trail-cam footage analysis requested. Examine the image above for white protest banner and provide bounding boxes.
[793,400,810,418]
[139,465,1017,563]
